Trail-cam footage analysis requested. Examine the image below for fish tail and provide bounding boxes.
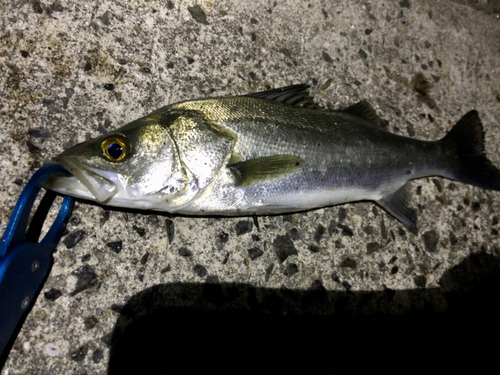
[441,110,500,191]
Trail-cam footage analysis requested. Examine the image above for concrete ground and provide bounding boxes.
[1,0,500,373]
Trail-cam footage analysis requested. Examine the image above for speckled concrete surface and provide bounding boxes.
[1,0,500,373]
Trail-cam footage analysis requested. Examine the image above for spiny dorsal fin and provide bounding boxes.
[245,84,319,109]
[228,154,304,187]
[342,100,388,128]
[376,182,417,228]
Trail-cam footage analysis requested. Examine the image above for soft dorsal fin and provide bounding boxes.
[245,84,319,109]
[342,100,388,128]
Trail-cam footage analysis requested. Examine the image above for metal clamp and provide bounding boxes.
[0,164,74,363]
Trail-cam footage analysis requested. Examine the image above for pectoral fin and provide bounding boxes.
[377,183,417,228]
[229,155,304,187]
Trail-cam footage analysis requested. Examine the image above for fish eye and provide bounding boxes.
[101,136,130,162]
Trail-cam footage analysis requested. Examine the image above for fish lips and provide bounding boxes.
[46,156,119,204]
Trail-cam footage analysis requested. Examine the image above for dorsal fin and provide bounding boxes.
[245,84,319,109]
[342,100,388,128]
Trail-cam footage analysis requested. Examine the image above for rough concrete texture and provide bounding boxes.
[1,0,500,372]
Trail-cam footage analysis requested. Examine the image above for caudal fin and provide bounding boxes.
[441,110,500,191]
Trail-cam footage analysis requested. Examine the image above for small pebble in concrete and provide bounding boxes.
[106,241,123,254]
[32,0,43,13]
[140,252,149,265]
[308,244,319,253]
[188,5,209,24]
[165,218,175,243]
[69,344,88,362]
[432,179,442,192]
[44,288,62,301]
[273,234,298,263]
[338,207,347,222]
[247,247,263,260]
[265,263,274,282]
[84,316,99,329]
[449,232,458,246]
[63,230,85,249]
[69,216,80,226]
[70,265,98,296]
[358,49,368,60]
[400,0,410,8]
[380,218,388,239]
[363,226,375,235]
[328,220,337,235]
[339,224,353,237]
[216,231,229,250]
[314,224,326,242]
[367,242,380,255]
[193,264,207,278]
[423,230,439,252]
[178,247,192,257]
[101,333,113,348]
[92,349,104,364]
[235,220,253,235]
[322,51,333,63]
[284,263,299,277]
[132,225,146,236]
[471,202,481,212]
[340,257,357,269]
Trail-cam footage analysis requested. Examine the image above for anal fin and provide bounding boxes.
[376,183,417,228]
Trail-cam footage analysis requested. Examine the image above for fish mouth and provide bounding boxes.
[46,157,119,203]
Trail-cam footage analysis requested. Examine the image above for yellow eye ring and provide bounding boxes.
[101,136,130,162]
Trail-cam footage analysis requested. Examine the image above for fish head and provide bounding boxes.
[46,111,194,209]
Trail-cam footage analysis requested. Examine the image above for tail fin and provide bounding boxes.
[441,110,500,191]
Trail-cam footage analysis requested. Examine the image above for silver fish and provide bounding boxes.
[46,84,500,227]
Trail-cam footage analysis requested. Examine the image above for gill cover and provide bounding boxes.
[168,114,237,192]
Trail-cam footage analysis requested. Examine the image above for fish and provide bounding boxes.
[45,84,500,227]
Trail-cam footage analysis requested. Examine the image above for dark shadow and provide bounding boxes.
[107,251,500,372]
